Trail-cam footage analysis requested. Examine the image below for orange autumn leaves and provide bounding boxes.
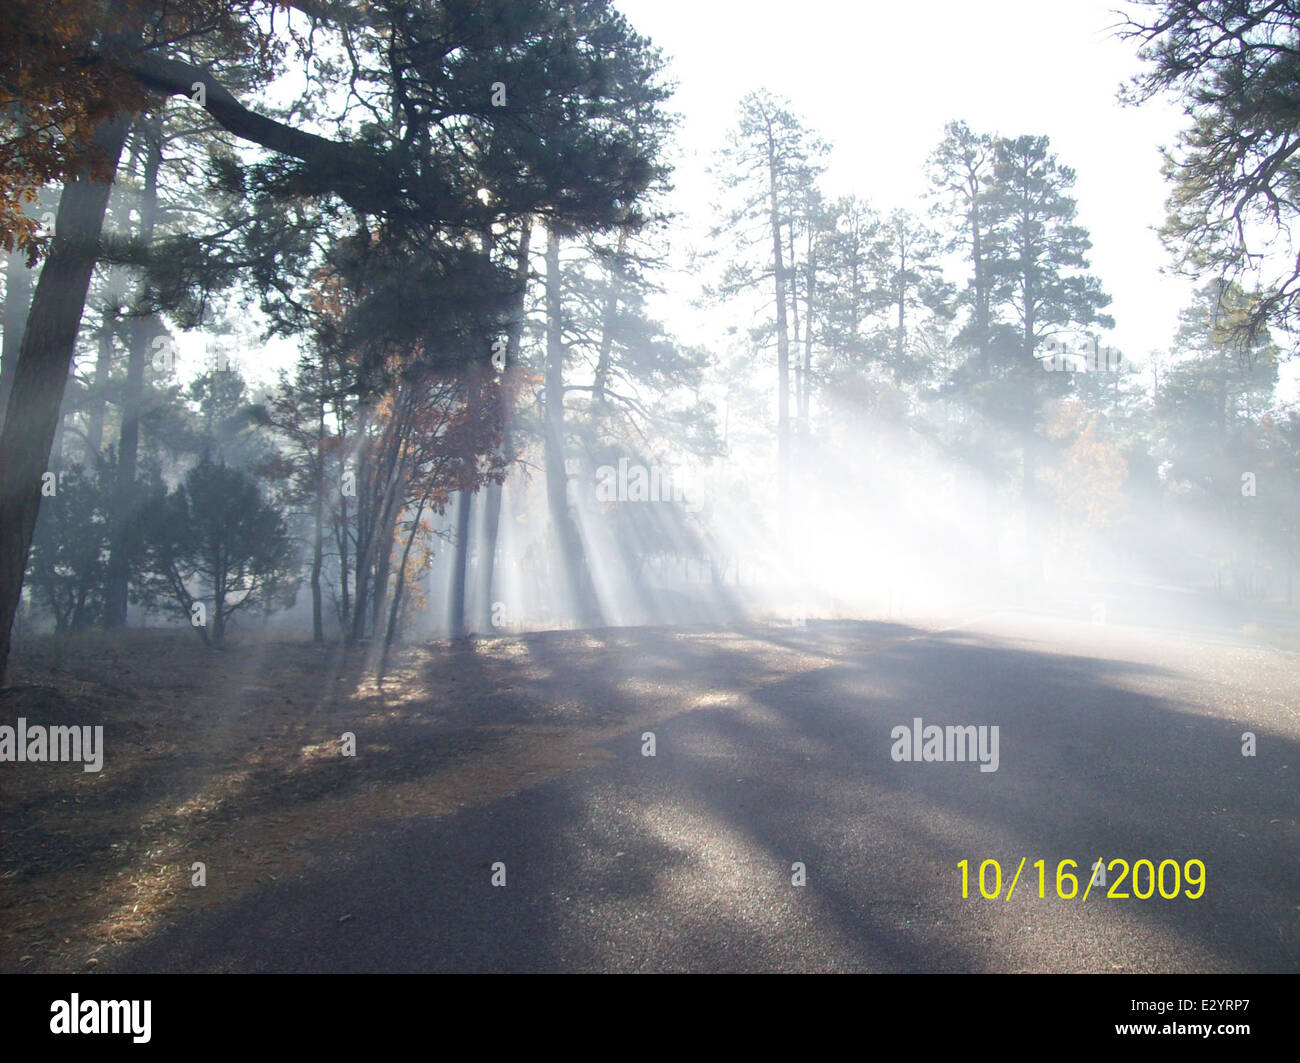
[0,0,280,264]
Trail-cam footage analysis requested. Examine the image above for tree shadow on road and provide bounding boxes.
[87,620,1299,972]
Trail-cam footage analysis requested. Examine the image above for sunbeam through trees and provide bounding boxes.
[0,0,1296,1017]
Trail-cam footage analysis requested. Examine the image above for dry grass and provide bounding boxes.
[0,623,827,972]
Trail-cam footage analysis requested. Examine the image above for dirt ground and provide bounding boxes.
[3,606,1295,973]
[0,624,831,972]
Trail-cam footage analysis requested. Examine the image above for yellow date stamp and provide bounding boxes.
[958,858,1206,900]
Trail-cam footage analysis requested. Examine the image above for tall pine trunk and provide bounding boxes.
[894,241,907,379]
[0,116,131,683]
[477,220,532,630]
[592,224,627,406]
[0,249,36,434]
[449,479,474,638]
[337,489,351,633]
[102,315,154,626]
[788,216,802,453]
[766,128,791,491]
[84,311,116,458]
[450,224,497,639]
[104,116,162,628]
[1022,301,1042,586]
[367,456,405,639]
[384,495,428,652]
[802,227,815,431]
[543,227,595,625]
[968,174,998,573]
[310,404,325,642]
[451,366,484,641]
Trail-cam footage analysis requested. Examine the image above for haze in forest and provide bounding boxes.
[2,0,1299,982]
[2,0,1297,664]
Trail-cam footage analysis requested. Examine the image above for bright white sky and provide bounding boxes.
[616,0,1195,369]
[215,1,1296,400]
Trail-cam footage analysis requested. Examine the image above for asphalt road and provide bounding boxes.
[106,607,1299,972]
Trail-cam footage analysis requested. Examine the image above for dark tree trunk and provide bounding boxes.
[0,249,36,435]
[449,482,474,639]
[385,497,427,651]
[766,127,791,488]
[104,115,162,629]
[802,227,815,429]
[367,464,404,639]
[337,493,351,633]
[84,310,116,458]
[592,224,627,407]
[450,224,495,639]
[788,217,802,446]
[970,173,989,376]
[966,169,997,569]
[360,398,412,643]
[476,219,531,630]
[349,422,377,643]
[102,314,155,626]
[477,459,505,631]
[1022,297,1042,585]
[0,116,130,684]
[894,243,907,377]
[310,406,325,642]
[543,227,596,625]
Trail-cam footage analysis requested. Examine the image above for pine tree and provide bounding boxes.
[709,90,828,491]
[137,457,298,645]
[984,133,1113,581]
[0,0,673,680]
[1121,0,1300,342]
